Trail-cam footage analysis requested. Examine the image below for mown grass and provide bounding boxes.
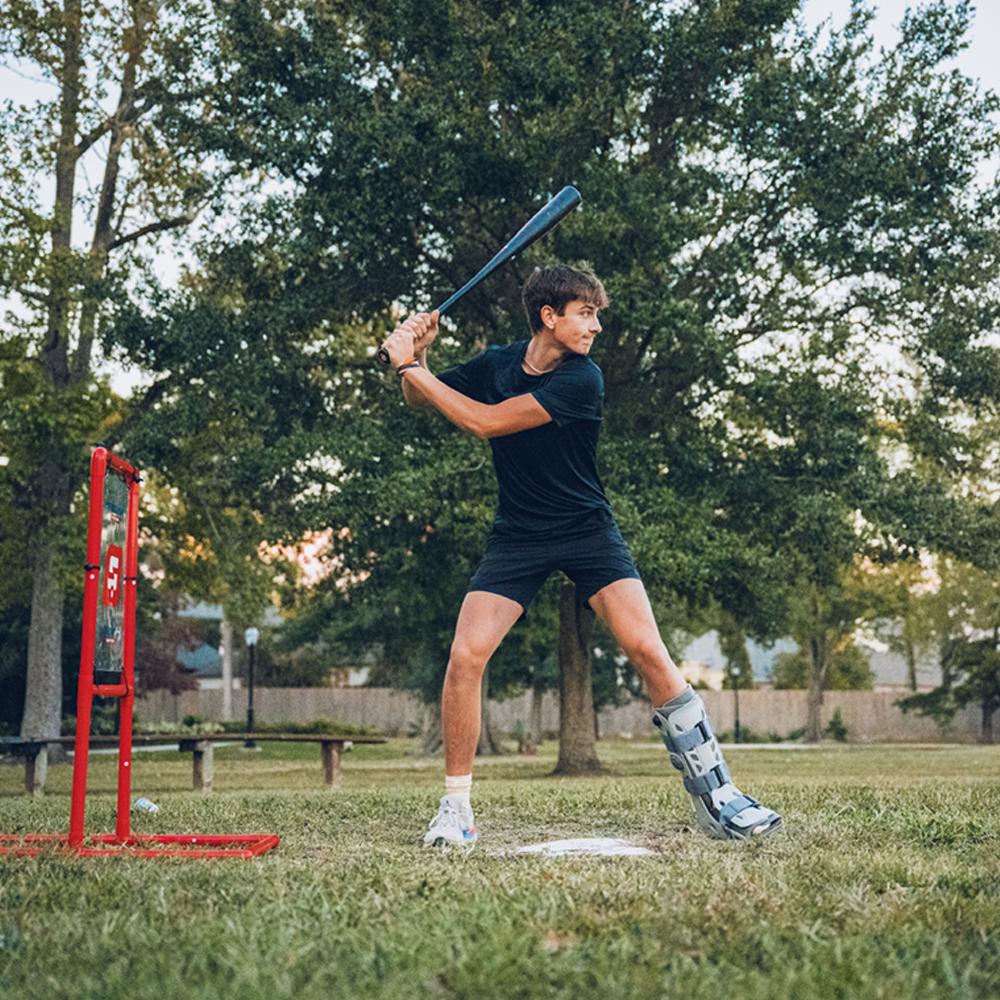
[1,740,998,1000]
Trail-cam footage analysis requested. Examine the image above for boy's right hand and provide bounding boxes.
[385,310,439,364]
[381,325,416,368]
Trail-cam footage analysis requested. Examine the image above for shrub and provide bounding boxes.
[218,718,381,737]
[716,726,785,744]
[510,719,537,755]
[824,707,849,742]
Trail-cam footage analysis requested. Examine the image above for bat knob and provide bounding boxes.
[377,346,391,365]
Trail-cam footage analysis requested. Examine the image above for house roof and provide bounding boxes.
[680,633,797,681]
[679,631,942,687]
[176,643,223,677]
[176,600,284,627]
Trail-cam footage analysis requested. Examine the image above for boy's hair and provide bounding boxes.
[522,264,608,332]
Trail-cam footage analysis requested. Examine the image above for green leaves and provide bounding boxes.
[6,0,998,712]
[896,559,1000,738]
[142,1,999,696]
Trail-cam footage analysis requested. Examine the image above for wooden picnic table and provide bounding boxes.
[0,733,386,796]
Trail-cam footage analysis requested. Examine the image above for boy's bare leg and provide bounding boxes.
[441,591,524,775]
[589,576,781,839]
[586,578,687,706]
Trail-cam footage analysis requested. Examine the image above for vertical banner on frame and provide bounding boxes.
[94,466,129,683]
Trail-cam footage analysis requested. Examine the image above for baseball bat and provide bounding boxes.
[377,185,582,365]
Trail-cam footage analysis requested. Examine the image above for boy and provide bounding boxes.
[381,264,781,847]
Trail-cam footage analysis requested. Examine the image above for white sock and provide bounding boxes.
[444,773,472,812]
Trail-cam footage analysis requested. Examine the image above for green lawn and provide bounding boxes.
[1,740,998,1000]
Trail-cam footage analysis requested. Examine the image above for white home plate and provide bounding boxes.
[516,837,655,857]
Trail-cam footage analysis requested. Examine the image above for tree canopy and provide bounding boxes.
[4,1,1000,748]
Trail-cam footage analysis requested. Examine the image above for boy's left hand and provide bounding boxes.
[409,310,440,354]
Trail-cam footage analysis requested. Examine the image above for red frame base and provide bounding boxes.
[0,832,280,859]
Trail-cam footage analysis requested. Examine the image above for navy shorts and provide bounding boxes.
[468,509,641,611]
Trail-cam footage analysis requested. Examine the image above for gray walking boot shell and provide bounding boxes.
[652,686,782,840]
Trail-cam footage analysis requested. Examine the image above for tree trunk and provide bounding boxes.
[21,543,65,746]
[530,676,545,743]
[806,635,827,742]
[476,665,504,755]
[73,2,148,381]
[904,635,918,692]
[421,701,442,754]
[939,637,958,689]
[981,702,995,745]
[20,1,82,750]
[43,0,82,378]
[553,581,603,774]
[220,619,234,722]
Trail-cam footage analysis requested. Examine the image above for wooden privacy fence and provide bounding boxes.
[138,687,986,743]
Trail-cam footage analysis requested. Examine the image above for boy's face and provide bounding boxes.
[544,298,602,355]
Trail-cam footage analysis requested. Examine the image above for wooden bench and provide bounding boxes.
[0,734,386,796]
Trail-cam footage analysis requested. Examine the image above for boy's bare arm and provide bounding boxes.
[400,367,550,438]
[384,310,551,438]
[400,345,436,411]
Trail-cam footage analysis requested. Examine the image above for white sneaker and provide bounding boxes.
[423,795,478,848]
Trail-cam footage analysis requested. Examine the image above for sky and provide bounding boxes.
[2,2,999,396]
[805,0,1000,96]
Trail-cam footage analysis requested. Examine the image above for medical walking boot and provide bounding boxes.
[652,686,782,841]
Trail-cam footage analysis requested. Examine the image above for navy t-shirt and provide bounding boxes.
[437,340,612,538]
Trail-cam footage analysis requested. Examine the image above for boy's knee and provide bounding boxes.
[447,641,489,679]
[626,634,669,671]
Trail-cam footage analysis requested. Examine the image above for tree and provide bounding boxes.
[169,0,810,765]
[0,2,247,741]
[625,1,1000,740]
[108,0,1000,766]
[134,613,199,697]
[897,560,1000,743]
[772,643,873,692]
[868,559,937,692]
[901,637,1000,744]
[159,0,686,766]
[718,610,755,690]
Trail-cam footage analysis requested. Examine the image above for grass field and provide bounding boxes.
[1,738,998,1000]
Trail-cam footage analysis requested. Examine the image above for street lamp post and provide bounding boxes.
[732,664,742,744]
[244,627,260,748]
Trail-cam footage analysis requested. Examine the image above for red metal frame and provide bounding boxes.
[0,833,281,859]
[1,447,279,860]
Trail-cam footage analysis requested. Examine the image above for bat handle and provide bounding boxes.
[376,301,449,366]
